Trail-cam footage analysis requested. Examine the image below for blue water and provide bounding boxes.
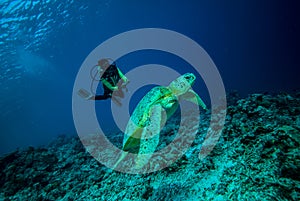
[0,0,299,154]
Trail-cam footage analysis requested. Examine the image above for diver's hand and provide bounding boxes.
[111,86,119,91]
[122,78,129,84]
[120,80,129,92]
[121,79,130,87]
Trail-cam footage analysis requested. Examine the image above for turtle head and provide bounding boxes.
[168,73,196,95]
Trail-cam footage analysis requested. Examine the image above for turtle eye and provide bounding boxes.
[184,74,195,82]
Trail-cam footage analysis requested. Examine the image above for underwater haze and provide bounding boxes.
[1,1,300,200]
[0,1,299,153]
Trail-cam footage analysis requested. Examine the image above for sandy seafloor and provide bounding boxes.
[0,92,299,201]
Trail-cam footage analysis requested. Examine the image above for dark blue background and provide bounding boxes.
[1,0,299,154]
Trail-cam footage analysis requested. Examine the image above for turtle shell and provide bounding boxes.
[122,86,178,153]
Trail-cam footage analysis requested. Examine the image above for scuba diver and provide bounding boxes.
[78,58,129,105]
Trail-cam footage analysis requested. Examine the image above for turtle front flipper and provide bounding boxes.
[180,89,207,110]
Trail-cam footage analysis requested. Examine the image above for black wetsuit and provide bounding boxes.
[95,64,121,100]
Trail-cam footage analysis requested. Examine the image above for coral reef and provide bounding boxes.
[0,92,299,200]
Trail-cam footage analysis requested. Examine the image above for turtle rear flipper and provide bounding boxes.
[123,127,143,153]
[112,126,142,170]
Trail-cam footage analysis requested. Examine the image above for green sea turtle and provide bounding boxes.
[113,73,207,170]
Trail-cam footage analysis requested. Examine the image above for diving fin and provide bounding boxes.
[77,88,93,100]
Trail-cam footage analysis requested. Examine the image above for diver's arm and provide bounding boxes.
[117,68,129,83]
[101,79,118,90]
